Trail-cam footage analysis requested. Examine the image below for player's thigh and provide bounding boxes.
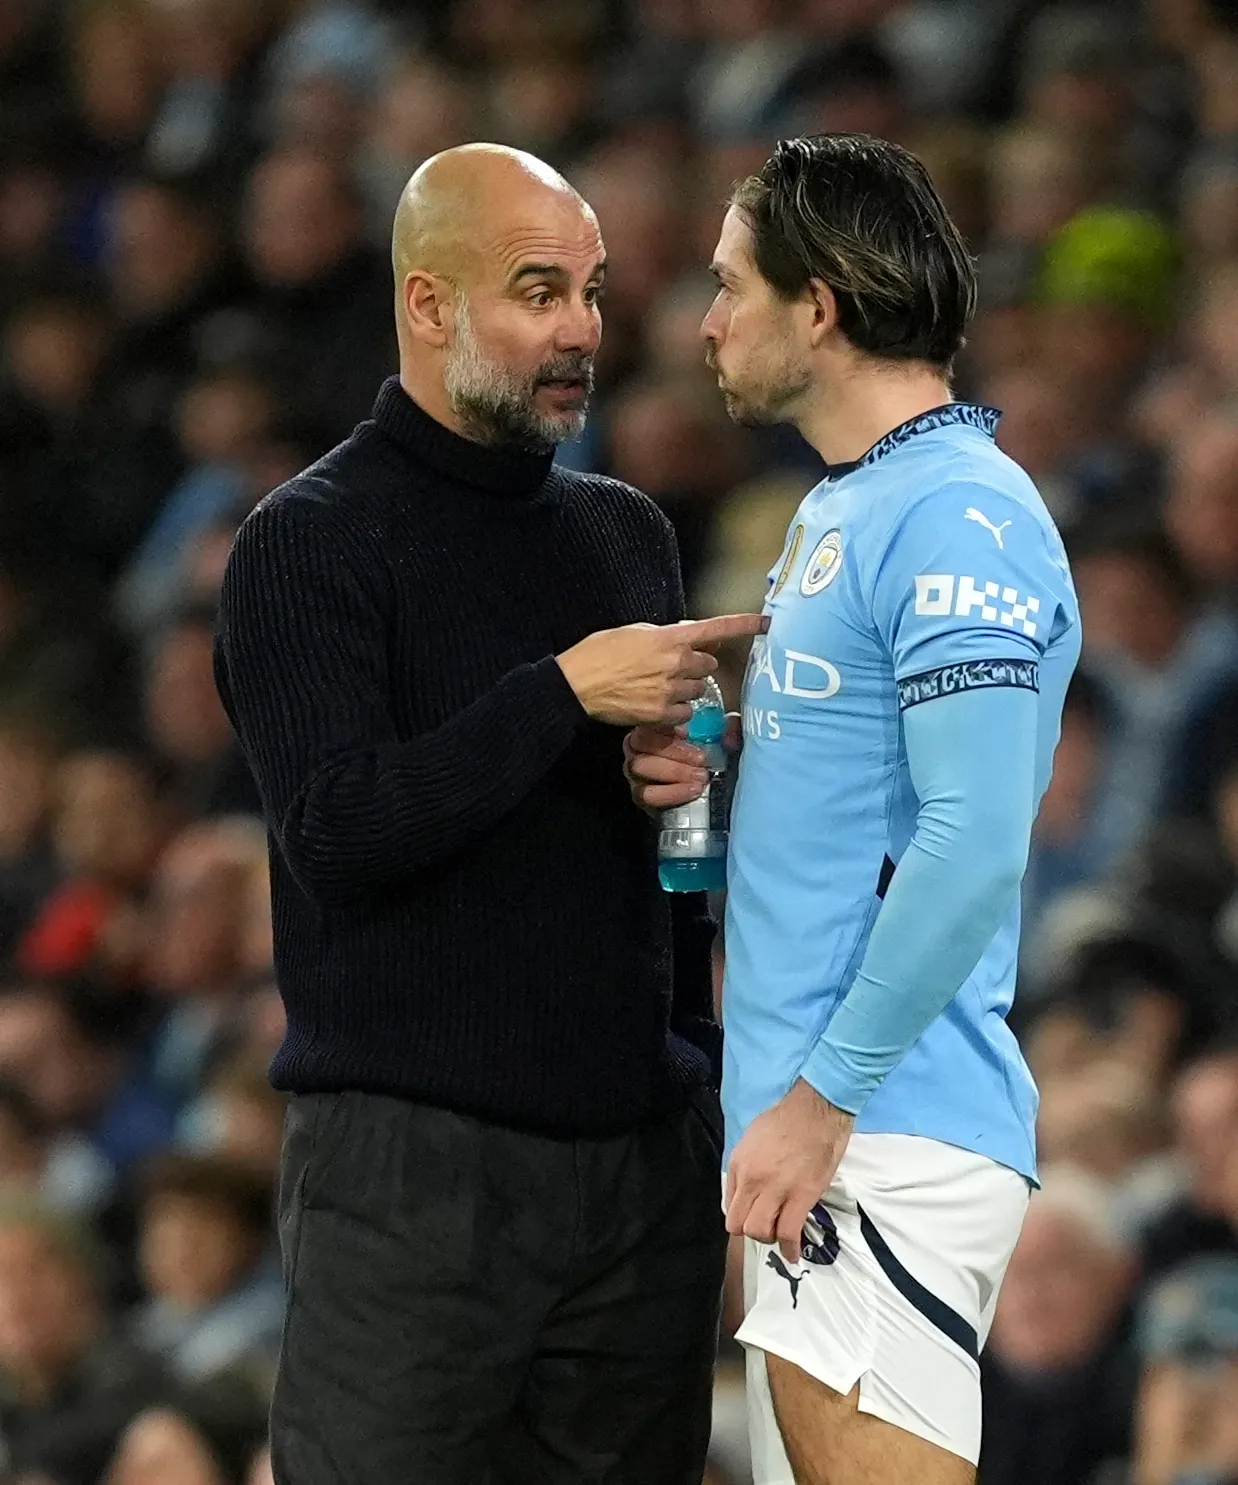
[737,1135,1028,1482]
[271,1092,556,1485]
[766,1358,975,1485]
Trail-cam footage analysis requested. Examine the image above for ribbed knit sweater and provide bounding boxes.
[214,377,719,1138]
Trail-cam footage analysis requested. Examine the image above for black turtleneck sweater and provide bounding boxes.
[214,378,719,1138]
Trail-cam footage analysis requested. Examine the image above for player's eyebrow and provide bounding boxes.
[710,262,735,286]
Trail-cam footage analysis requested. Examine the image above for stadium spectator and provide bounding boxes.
[131,1153,280,1389]
[980,1167,1139,1485]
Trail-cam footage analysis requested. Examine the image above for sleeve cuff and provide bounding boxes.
[797,1031,876,1119]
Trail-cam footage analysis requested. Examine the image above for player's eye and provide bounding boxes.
[528,289,555,308]
[584,283,604,305]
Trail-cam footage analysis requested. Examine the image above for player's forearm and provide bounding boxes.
[798,685,1039,1115]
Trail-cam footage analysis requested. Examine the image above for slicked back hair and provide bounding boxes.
[731,134,977,371]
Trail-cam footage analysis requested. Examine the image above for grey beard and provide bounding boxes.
[444,299,593,451]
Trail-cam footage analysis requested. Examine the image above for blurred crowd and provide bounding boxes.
[5,0,1238,1481]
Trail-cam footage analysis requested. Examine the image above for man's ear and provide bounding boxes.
[805,278,840,348]
[402,271,453,348]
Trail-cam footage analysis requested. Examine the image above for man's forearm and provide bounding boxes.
[272,658,586,902]
[798,684,1039,1114]
[218,499,587,904]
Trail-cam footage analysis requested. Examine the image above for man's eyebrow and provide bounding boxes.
[509,259,608,286]
[709,262,729,283]
[510,263,568,285]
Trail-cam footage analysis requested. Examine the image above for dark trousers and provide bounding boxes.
[270,1089,727,1485]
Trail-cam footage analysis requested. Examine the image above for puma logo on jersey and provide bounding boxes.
[964,507,1012,549]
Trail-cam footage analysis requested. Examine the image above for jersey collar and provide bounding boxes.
[823,402,1001,481]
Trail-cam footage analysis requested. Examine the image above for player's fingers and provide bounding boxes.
[638,781,707,810]
[724,1177,753,1237]
[741,1190,784,1246]
[676,613,770,648]
[724,712,743,751]
[668,678,705,704]
[626,753,707,787]
[776,1197,813,1266]
[626,727,705,766]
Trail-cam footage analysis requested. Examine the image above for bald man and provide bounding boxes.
[214,144,765,1485]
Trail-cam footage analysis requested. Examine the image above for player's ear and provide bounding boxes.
[805,278,840,348]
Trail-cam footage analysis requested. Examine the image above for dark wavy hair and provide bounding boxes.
[731,133,977,371]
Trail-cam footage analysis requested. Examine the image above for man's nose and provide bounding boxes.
[700,302,723,343]
[556,297,602,355]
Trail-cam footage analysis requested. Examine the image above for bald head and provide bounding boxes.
[392,143,587,287]
[391,142,605,452]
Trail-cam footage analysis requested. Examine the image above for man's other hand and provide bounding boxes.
[623,713,742,811]
[556,615,767,728]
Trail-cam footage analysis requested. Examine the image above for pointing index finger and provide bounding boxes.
[676,613,770,647]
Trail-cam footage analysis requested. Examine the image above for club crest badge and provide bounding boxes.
[801,529,843,596]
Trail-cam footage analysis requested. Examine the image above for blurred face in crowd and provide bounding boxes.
[1037,302,1149,407]
[395,147,604,449]
[988,127,1104,245]
[0,725,58,860]
[105,183,215,320]
[245,153,361,288]
[1173,1055,1238,1218]
[1037,1061,1166,1180]
[144,622,234,765]
[1183,163,1238,268]
[0,1223,98,1390]
[53,752,167,885]
[366,58,476,176]
[606,381,747,498]
[140,1194,260,1308]
[69,0,157,149]
[0,1101,44,1192]
[104,1410,229,1485]
[3,300,109,416]
[174,374,271,465]
[989,1191,1133,1372]
[1136,1357,1238,1485]
[145,832,250,997]
[1191,265,1238,386]
[1167,421,1238,588]
[0,991,115,1130]
[574,152,685,321]
[701,206,811,428]
[1073,550,1186,670]
[990,365,1091,479]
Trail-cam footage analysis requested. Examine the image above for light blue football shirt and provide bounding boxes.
[721,404,1080,1180]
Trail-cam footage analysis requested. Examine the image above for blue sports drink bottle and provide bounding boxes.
[657,676,729,892]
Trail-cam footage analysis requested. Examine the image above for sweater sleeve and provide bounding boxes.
[214,493,587,904]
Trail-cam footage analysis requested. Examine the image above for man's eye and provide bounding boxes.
[529,290,554,307]
[584,284,604,305]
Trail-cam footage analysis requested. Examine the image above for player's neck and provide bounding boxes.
[796,366,953,467]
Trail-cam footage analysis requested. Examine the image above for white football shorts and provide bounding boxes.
[729,1133,1030,1476]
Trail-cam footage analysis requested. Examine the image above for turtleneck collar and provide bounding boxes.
[371,377,556,498]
